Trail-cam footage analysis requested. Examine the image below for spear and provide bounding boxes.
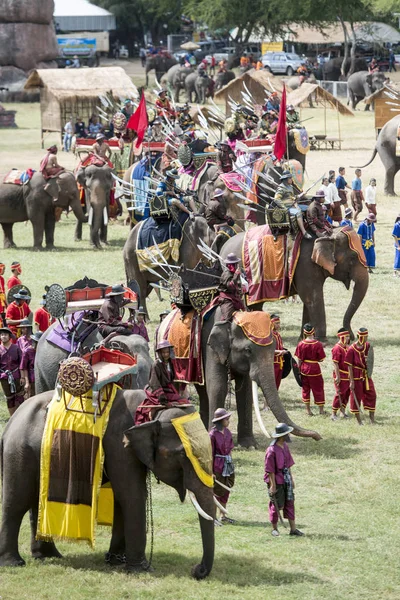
[146,266,169,284]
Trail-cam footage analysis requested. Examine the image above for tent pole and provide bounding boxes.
[337,106,341,150]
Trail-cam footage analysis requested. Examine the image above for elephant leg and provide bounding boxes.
[30,506,62,560]
[296,280,327,342]
[109,465,149,572]
[301,303,311,336]
[1,223,16,248]
[32,216,45,250]
[0,508,26,566]
[380,148,399,196]
[234,374,255,448]
[107,499,126,565]
[44,212,55,249]
[196,384,210,430]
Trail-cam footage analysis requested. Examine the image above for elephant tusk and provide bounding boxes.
[103,206,108,226]
[252,381,271,439]
[213,496,228,515]
[213,476,234,493]
[88,207,94,226]
[188,491,213,521]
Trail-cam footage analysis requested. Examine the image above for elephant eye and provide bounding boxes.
[244,346,252,357]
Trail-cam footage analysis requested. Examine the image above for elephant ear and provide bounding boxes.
[76,168,86,188]
[366,73,372,86]
[123,420,161,471]
[207,321,232,364]
[311,238,337,275]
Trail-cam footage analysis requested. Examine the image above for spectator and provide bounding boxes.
[113,39,120,59]
[88,115,103,137]
[364,177,377,219]
[75,116,86,138]
[139,47,147,67]
[327,173,341,224]
[340,207,354,228]
[351,168,364,222]
[335,167,350,208]
[63,116,73,152]
[389,49,396,73]
[392,214,400,277]
[67,55,80,69]
[209,54,216,75]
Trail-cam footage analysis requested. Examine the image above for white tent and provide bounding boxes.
[54,0,116,31]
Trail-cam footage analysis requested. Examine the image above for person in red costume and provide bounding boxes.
[331,328,351,420]
[155,89,176,120]
[0,261,7,325]
[7,261,22,290]
[215,253,246,323]
[5,288,31,338]
[295,323,326,415]
[34,294,55,333]
[345,327,376,424]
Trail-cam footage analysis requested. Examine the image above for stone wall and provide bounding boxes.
[0,0,58,91]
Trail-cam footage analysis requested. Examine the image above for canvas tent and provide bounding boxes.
[24,67,138,144]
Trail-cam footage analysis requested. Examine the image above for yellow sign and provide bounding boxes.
[262,42,283,54]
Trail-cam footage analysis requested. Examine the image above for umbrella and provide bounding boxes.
[180,41,200,50]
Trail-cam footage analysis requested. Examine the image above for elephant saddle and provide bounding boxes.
[136,212,189,272]
[3,168,35,185]
[157,308,204,385]
[243,225,302,305]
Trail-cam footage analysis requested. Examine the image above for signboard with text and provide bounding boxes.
[57,37,97,56]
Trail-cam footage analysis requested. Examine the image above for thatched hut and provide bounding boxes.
[24,67,138,144]
[214,69,283,114]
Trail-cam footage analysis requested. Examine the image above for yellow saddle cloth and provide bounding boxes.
[37,384,118,548]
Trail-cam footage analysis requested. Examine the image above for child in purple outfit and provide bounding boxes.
[20,331,42,399]
[264,423,303,537]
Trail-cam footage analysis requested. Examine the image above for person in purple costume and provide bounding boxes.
[209,408,235,524]
[264,422,304,537]
[16,318,33,352]
[20,331,42,399]
[132,307,150,342]
[0,327,24,416]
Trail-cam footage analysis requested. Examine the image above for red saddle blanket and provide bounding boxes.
[158,308,203,385]
[243,225,302,305]
[80,153,113,169]
[3,168,35,185]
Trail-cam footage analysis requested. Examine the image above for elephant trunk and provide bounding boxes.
[257,371,322,441]
[343,262,369,339]
[190,489,215,579]
[69,193,87,223]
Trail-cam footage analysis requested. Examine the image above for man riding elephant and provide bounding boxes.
[215,253,247,323]
[39,145,65,201]
[273,171,312,239]
[205,188,235,232]
[97,284,135,338]
[155,169,196,220]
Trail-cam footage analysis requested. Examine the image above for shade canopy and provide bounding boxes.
[180,41,200,50]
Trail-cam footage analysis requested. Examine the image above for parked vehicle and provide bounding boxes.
[261,51,303,75]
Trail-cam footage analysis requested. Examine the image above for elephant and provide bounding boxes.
[193,308,321,447]
[347,71,387,110]
[0,172,87,249]
[354,114,400,196]
[169,66,194,103]
[314,57,369,81]
[195,74,213,104]
[35,331,153,395]
[123,215,215,316]
[219,227,369,342]
[145,54,177,86]
[75,163,114,249]
[214,70,235,91]
[185,71,199,103]
[0,395,215,578]
[286,73,317,91]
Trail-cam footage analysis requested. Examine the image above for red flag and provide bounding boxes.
[273,85,287,160]
[127,93,148,148]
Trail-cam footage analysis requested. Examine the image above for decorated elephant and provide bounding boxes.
[75,163,114,249]
[185,71,199,103]
[35,332,153,394]
[170,66,194,103]
[145,54,177,86]
[0,395,215,578]
[347,70,387,110]
[354,114,400,196]
[220,227,369,342]
[123,215,215,316]
[214,70,235,91]
[0,172,87,249]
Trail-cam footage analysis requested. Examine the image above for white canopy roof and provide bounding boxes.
[54,0,116,30]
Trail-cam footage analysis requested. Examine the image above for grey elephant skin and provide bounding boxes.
[314,57,368,81]
[355,114,400,196]
[214,70,235,90]
[165,65,194,102]
[0,172,87,249]
[75,164,114,248]
[0,396,215,578]
[347,70,387,110]
[123,215,215,316]
[220,228,369,342]
[145,54,177,86]
[195,309,321,447]
[35,330,153,394]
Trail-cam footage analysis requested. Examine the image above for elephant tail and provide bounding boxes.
[351,148,377,169]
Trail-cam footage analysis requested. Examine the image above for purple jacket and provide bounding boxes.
[209,427,234,474]
[0,344,22,380]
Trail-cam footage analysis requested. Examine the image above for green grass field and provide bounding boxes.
[0,102,400,599]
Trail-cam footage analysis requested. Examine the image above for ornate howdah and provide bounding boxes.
[150,193,169,218]
[188,288,217,313]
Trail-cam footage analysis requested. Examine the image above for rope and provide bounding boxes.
[146,469,154,568]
